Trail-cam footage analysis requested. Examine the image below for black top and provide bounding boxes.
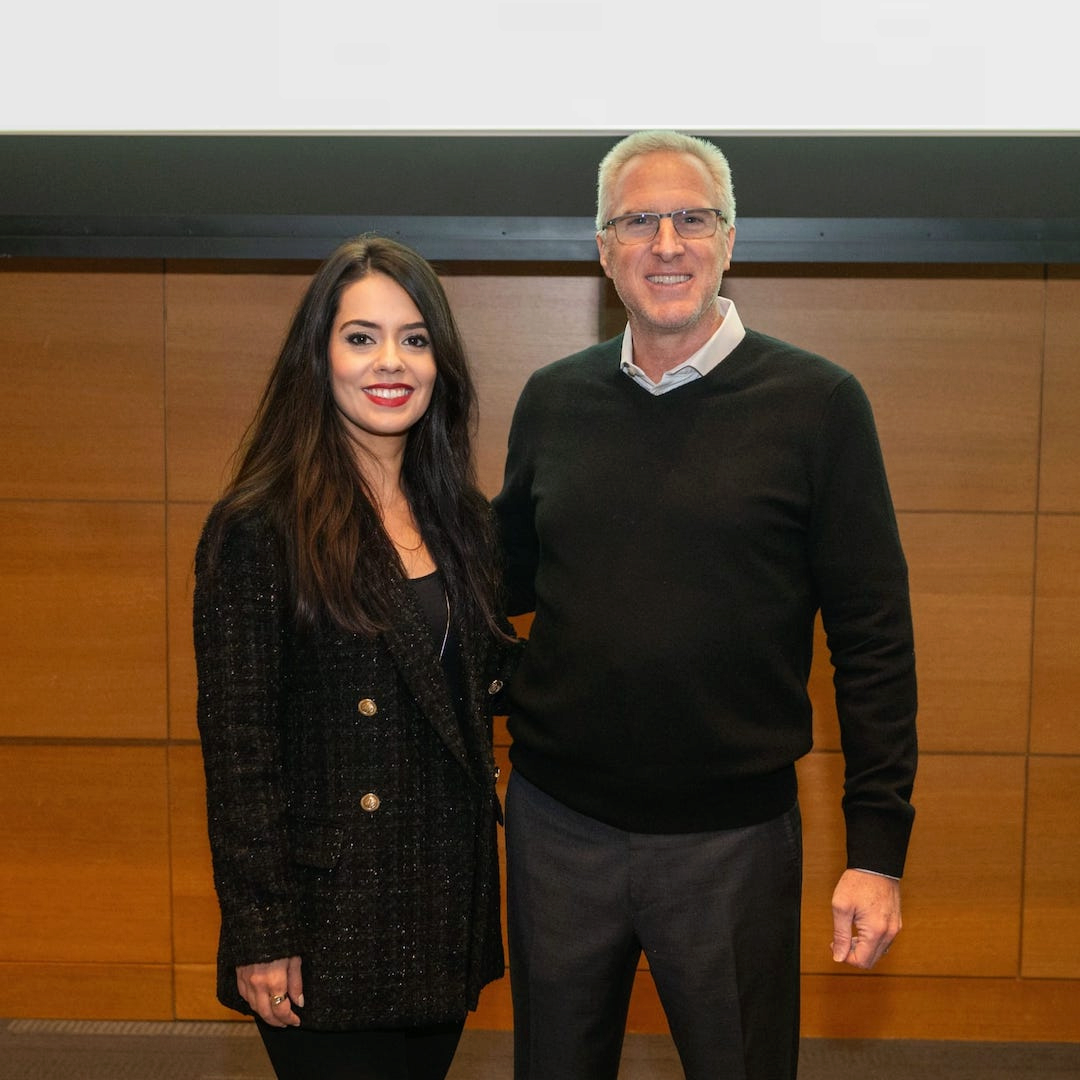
[407,569,465,720]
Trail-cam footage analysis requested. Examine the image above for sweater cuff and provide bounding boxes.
[845,805,914,880]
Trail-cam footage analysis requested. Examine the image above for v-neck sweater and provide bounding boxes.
[493,330,917,877]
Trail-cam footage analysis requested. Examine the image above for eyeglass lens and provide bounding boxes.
[615,209,720,242]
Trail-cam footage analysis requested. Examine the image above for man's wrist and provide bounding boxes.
[851,866,901,881]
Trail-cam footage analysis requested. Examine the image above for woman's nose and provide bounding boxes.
[374,346,405,371]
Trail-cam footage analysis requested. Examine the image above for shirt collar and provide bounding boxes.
[619,297,746,395]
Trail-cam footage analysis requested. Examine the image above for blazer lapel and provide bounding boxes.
[382,577,472,776]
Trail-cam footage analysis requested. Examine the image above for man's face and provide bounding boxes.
[597,151,735,349]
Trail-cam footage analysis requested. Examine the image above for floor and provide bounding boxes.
[1,1018,1078,1079]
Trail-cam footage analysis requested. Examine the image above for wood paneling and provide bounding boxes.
[164,262,313,503]
[1022,756,1080,978]
[467,974,515,1031]
[1031,515,1080,754]
[0,745,172,964]
[0,260,165,502]
[0,963,174,1021]
[722,267,1043,513]
[811,512,1034,754]
[172,967,245,1023]
[440,271,604,498]
[168,502,211,741]
[173,964,241,1022]
[897,512,1035,754]
[1041,268,1080,512]
[0,501,167,739]
[799,752,1026,977]
[1,258,1077,1038]
[169,745,219,966]
[800,973,1080,1042]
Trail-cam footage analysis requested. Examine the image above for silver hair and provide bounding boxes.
[595,130,736,233]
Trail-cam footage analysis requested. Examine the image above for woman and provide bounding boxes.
[194,236,514,1080]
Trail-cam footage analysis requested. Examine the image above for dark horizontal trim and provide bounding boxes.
[5,134,1080,217]
[3,133,1078,263]
[3,214,1080,263]
[0,214,595,262]
[738,217,1080,263]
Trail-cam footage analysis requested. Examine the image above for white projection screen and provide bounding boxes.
[2,0,1077,135]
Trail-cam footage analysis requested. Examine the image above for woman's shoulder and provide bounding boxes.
[196,500,284,575]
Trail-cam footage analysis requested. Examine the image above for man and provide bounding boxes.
[492,130,917,1080]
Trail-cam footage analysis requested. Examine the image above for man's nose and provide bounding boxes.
[651,217,685,256]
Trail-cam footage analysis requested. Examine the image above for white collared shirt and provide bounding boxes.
[619,296,747,395]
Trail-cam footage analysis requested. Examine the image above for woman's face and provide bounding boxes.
[327,272,438,453]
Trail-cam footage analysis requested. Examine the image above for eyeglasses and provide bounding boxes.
[601,207,727,244]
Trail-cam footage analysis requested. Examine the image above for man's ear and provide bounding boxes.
[597,232,613,279]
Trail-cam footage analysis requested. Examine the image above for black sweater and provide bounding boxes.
[493,330,917,877]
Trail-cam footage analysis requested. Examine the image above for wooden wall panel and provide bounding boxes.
[810,512,1034,755]
[1032,515,1080,754]
[164,262,313,503]
[169,744,219,967]
[0,963,174,1021]
[0,260,165,502]
[799,752,1026,978]
[898,512,1034,753]
[0,745,172,965]
[806,618,840,749]
[721,267,1043,513]
[174,964,240,1021]
[467,974,515,1031]
[440,269,604,497]
[0,501,167,740]
[1022,757,1080,978]
[1040,268,1080,512]
[800,974,1080,1042]
[168,502,212,741]
[1,258,1077,1038]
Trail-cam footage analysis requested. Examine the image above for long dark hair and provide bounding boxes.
[203,234,502,638]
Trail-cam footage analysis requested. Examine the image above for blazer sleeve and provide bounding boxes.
[193,512,303,967]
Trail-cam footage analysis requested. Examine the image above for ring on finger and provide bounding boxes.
[271,994,288,1006]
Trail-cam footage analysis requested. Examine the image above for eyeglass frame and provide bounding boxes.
[600,207,729,244]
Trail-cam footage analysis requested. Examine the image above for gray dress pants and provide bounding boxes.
[505,771,802,1080]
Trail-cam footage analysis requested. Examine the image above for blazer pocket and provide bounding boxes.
[289,820,346,871]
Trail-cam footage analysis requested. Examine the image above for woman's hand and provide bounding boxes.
[236,956,304,1027]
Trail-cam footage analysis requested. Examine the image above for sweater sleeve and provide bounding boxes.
[193,512,303,967]
[809,375,918,879]
[492,377,541,617]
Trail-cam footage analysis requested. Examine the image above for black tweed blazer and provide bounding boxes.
[194,509,512,1030]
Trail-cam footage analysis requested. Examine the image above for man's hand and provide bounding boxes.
[831,868,902,969]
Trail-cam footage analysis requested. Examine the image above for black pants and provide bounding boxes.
[255,1017,465,1080]
[506,771,803,1080]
